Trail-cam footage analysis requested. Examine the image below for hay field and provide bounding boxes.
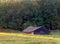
[0,32,60,44]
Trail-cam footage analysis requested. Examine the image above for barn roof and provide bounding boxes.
[23,26,42,32]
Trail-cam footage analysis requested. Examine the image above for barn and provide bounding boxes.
[23,26,50,35]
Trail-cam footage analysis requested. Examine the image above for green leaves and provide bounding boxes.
[0,0,60,30]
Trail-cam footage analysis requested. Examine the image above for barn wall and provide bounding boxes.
[24,32,34,35]
[34,28,50,34]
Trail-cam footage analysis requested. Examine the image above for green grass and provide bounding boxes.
[50,30,60,38]
[51,30,60,35]
[0,29,60,44]
[0,34,60,44]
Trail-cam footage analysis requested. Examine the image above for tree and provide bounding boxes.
[36,0,58,30]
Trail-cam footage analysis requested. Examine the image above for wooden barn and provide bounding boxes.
[23,26,50,35]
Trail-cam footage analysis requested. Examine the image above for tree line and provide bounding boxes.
[0,0,60,31]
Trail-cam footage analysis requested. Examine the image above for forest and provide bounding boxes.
[0,0,60,31]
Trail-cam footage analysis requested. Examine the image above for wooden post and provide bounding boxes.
[31,32,34,35]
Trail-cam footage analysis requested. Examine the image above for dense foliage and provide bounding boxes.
[0,0,60,31]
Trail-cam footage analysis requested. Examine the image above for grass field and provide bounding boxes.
[0,35,60,44]
[0,37,59,44]
[0,29,60,44]
[0,32,60,44]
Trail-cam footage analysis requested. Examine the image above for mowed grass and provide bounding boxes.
[0,33,60,44]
